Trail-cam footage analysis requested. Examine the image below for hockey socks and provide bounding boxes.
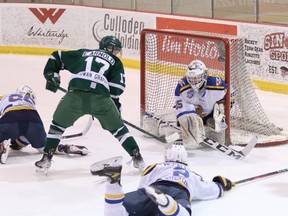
[158,196,190,216]
[104,183,127,216]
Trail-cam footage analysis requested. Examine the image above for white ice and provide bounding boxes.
[1,54,288,216]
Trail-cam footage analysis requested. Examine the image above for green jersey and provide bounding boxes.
[44,49,125,99]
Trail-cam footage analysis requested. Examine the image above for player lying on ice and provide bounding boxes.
[91,144,234,216]
[145,59,235,149]
[0,85,89,164]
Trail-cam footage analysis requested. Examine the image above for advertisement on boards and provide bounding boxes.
[155,16,288,85]
[1,5,86,48]
[240,27,288,84]
[154,17,237,70]
[85,8,153,58]
[0,5,156,60]
[0,4,287,87]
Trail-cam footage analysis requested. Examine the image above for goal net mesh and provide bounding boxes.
[140,29,288,146]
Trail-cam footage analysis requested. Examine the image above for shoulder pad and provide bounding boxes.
[142,163,157,176]
[206,76,227,90]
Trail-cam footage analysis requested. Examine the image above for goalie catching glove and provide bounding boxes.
[45,72,61,93]
[213,175,235,191]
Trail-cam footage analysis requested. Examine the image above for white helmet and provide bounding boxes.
[165,144,188,164]
[16,85,36,103]
[186,60,207,92]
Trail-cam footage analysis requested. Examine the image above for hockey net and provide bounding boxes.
[140,29,288,147]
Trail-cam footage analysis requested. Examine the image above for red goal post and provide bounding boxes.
[140,28,288,147]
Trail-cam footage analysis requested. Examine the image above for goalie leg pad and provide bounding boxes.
[143,109,177,137]
[178,114,205,149]
[142,115,159,136]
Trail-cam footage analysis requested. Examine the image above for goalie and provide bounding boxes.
[145,60,233,149]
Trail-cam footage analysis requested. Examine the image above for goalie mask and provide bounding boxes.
[99,35,122,56]
[16,85,36,104]
[165,144,188,164]
[186,60,207,92]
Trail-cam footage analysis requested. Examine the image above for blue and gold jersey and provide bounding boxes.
[0,93,36,116]
[174,75,233,119]
[138,162,223,201]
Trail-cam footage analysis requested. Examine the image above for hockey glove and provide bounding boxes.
[45,72,61,93]
[213,176,235,191]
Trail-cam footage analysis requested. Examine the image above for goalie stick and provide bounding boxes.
[56,86,93,139]
[123,120,180,143]
[201,135,257,160]
[144,111,257,159]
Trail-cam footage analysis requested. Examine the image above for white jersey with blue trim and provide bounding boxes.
[174,76,228,119]
[0,93,36,116]
[138,162,222,201]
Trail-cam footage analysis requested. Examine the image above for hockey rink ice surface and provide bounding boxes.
[1,54,288,216]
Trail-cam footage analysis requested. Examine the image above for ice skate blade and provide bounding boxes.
[36,167,49,175]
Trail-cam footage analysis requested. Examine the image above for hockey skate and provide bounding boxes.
[144,185,169,207]
[35,151,54,174]
[0,140,11,164]
[131,148,146,171]
[90,156,123,184]
[58,144,90,156]
[10,140,24,150]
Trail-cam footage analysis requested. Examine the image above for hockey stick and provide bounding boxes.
[235,168,288,185]
[58,86,68,93]
[60,87,178,142]
[62,116,93,139]
[123,119,180,143]
[144,111,257,159]
[56,87,94,139]
[201,135,257,160]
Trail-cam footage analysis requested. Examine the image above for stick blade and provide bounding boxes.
[164,132,181,143]
[239,135,258,157]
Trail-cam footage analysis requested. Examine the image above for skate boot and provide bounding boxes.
[58,144,89,156]
[144,185,169,207]
[35,150,54,174]
[10,140,24,150]
[131,148,146,171]
[0,140,11,164]
[90,156,123,184]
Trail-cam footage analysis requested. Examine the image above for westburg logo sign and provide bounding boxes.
[27,8,68,44]
[29,8,65,24]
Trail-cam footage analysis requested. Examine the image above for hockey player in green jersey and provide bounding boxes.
[35,35,145,173]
